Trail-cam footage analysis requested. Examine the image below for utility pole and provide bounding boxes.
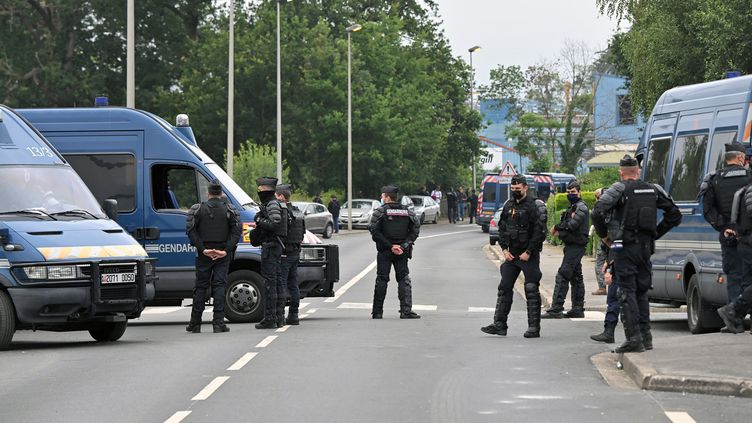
[227,0,235,176]
[126,0,135,108]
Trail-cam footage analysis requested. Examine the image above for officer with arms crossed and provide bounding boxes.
[369,185,421,319]
[699,143,751,306]
[481,174,548,338]
[592,155,681,353]
[185,180,241,333]
[276,183,305,326]
[544,180,590,319]
[251,177,289,329]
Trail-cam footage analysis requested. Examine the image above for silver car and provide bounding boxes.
[339,199,380,229]
[293,202,334,239]
[489,208,502,245]
[409,195,440,224]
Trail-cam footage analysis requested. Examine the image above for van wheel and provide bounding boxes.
[686,274,722,334]
[323,223,333,239]
[225,270,264,323]
[0,291,16,350]
[89,321,128,342]
[482,225,489,233]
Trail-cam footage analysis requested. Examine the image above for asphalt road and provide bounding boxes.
[0,222,748,423]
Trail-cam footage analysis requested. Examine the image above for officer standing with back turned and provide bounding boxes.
[481,174,548,338]
[251,177,289,329]
[185,180,241,333]
[592,155,681,353]
[699,142,751,306]
[369,185,421,319]
[276,183,306,326]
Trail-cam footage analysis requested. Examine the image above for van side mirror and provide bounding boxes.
[103,199,119,221]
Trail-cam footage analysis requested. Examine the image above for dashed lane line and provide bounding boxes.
[227,353,258,371]
[141,306,184,315]
[255,335,277,348]
[164,411,192,423]
[412,304,438,311]
[307,308,318,314]
[299,302,311,310]
[191,376,230,401]
[468,307,495,313]
[569,311,606,321]
[276,325,290,333]
[299,313,310,319]
[337,302,438,311]
[420,228,478,239]
[324,260,377,303]
[665,412,697,423]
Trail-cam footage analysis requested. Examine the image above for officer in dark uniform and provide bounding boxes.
[592,155,681,353]
[276,183,306,326]
[369,185,421,319]
[185,180,241,333]
[699,142,751,304]
[544,180,590,319]
[481,174,548,338]
[251,177,289,329]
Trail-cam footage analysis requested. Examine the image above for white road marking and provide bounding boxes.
[515,395,566,400]
[255,336,277,348]
[569,311,606,321]
[665,412,697,423]
[324,260,377,302]
[227,352,257,371]
[338,302,372,309]
[420,228,477,239]
[276,325,290,333]
[299,313,310,319]
[164,411,192,423]
[191,376,230,401]
[141,306,183,315]
[412,304,438,311]
[307,308,318,314]
[299,302,311,310]
[468,307,495,313]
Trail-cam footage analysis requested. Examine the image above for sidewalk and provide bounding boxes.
[485,243,752,398]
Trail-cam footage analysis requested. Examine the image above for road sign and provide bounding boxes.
[500,161,517,177]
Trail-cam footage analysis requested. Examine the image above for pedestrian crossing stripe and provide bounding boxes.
[37,244,148,260]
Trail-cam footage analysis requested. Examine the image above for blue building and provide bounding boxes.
[593,73,645,144]
[478,99,529,173]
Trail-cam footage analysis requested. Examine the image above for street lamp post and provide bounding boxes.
[346,23,362,231]
[468,45,481,189]
[126,0,135,108]
[227,0,235,176]
[276,0,286,182]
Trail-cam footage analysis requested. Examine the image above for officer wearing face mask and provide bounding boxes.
[482,175,548,338]
[250,177,289,329]
[699,142,751,306]
[544,180,590,319]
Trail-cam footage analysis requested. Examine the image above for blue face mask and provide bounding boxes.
[567,193,579,204]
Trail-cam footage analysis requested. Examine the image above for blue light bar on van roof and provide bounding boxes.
[94,96,109,107]
[725,71,742,79]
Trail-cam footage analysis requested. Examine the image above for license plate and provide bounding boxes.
[101,272,136,284]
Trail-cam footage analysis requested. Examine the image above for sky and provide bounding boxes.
[434,0,622,85]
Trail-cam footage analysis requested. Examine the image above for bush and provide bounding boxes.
[579,168,620,191]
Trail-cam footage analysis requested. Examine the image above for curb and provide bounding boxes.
[620,352,752,398]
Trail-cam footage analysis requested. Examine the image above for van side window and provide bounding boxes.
[64,154,137,212]
[644,137,671,187]
[707,131,738,174]
[669,133,709,202]
[152,165,210,211]
[482,183,497,204]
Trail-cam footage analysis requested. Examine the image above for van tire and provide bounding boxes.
[686,274,722,334]
[89,321,128,342]
[323,223,333,239]
[225,270,265,323]
[0,291,16,350]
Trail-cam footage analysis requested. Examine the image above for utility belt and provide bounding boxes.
[284,242,302,254]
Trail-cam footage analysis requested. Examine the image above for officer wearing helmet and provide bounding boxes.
[592,155,681,353]
[185,179,241,333]
[369,185,421,319]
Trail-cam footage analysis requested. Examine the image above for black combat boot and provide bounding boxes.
[541,310,564,319]
[213,320,230,333]
[717,304,745,334]
[481,322,507,336]
[614,324,644,353]
[400,311,421,319]
[523,304,541,338]
[590,324,616,343]
[639,323,653,350]
[286,312,300,325]
[186,319,201,333]
[564,308,585,319]
[255,319,277,329]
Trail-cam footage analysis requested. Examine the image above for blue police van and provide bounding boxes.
[476,172,537,232]
[636,74,752,333]
[19,107,339,323]
[0,105,155,349]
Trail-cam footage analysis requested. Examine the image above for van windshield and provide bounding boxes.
[206,163,256,208]
[0,166,105,219]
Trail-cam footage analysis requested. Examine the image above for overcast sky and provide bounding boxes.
[434,0,621,85]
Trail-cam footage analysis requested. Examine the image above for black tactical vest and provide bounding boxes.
[197,200,230,243]
[286,204,305,246]
[715,165,750,219]
[564,201,590,245]
[622,180,658,240]
[277,202,289,237]
[502,197,534,250]
[382,204,411,242]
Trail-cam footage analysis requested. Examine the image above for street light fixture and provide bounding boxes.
[468,45,481,190]
[346,23,362,231]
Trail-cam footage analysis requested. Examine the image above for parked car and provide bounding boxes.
[489,208,503,245]
[409,195,440,224]
[293,201,334,239]
[339,199,380,229]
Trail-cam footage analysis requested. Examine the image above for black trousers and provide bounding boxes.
[550,244,586,312]
[614,240,653,339]
[191,253,230,322]
[732,243,752,315]
[261,242,284,323]
[372,250,413,314]
[494,253,542,329]
[280,251,301,314]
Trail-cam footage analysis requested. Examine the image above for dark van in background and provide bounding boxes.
[476,172,536,232]
[19,107,339,323]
